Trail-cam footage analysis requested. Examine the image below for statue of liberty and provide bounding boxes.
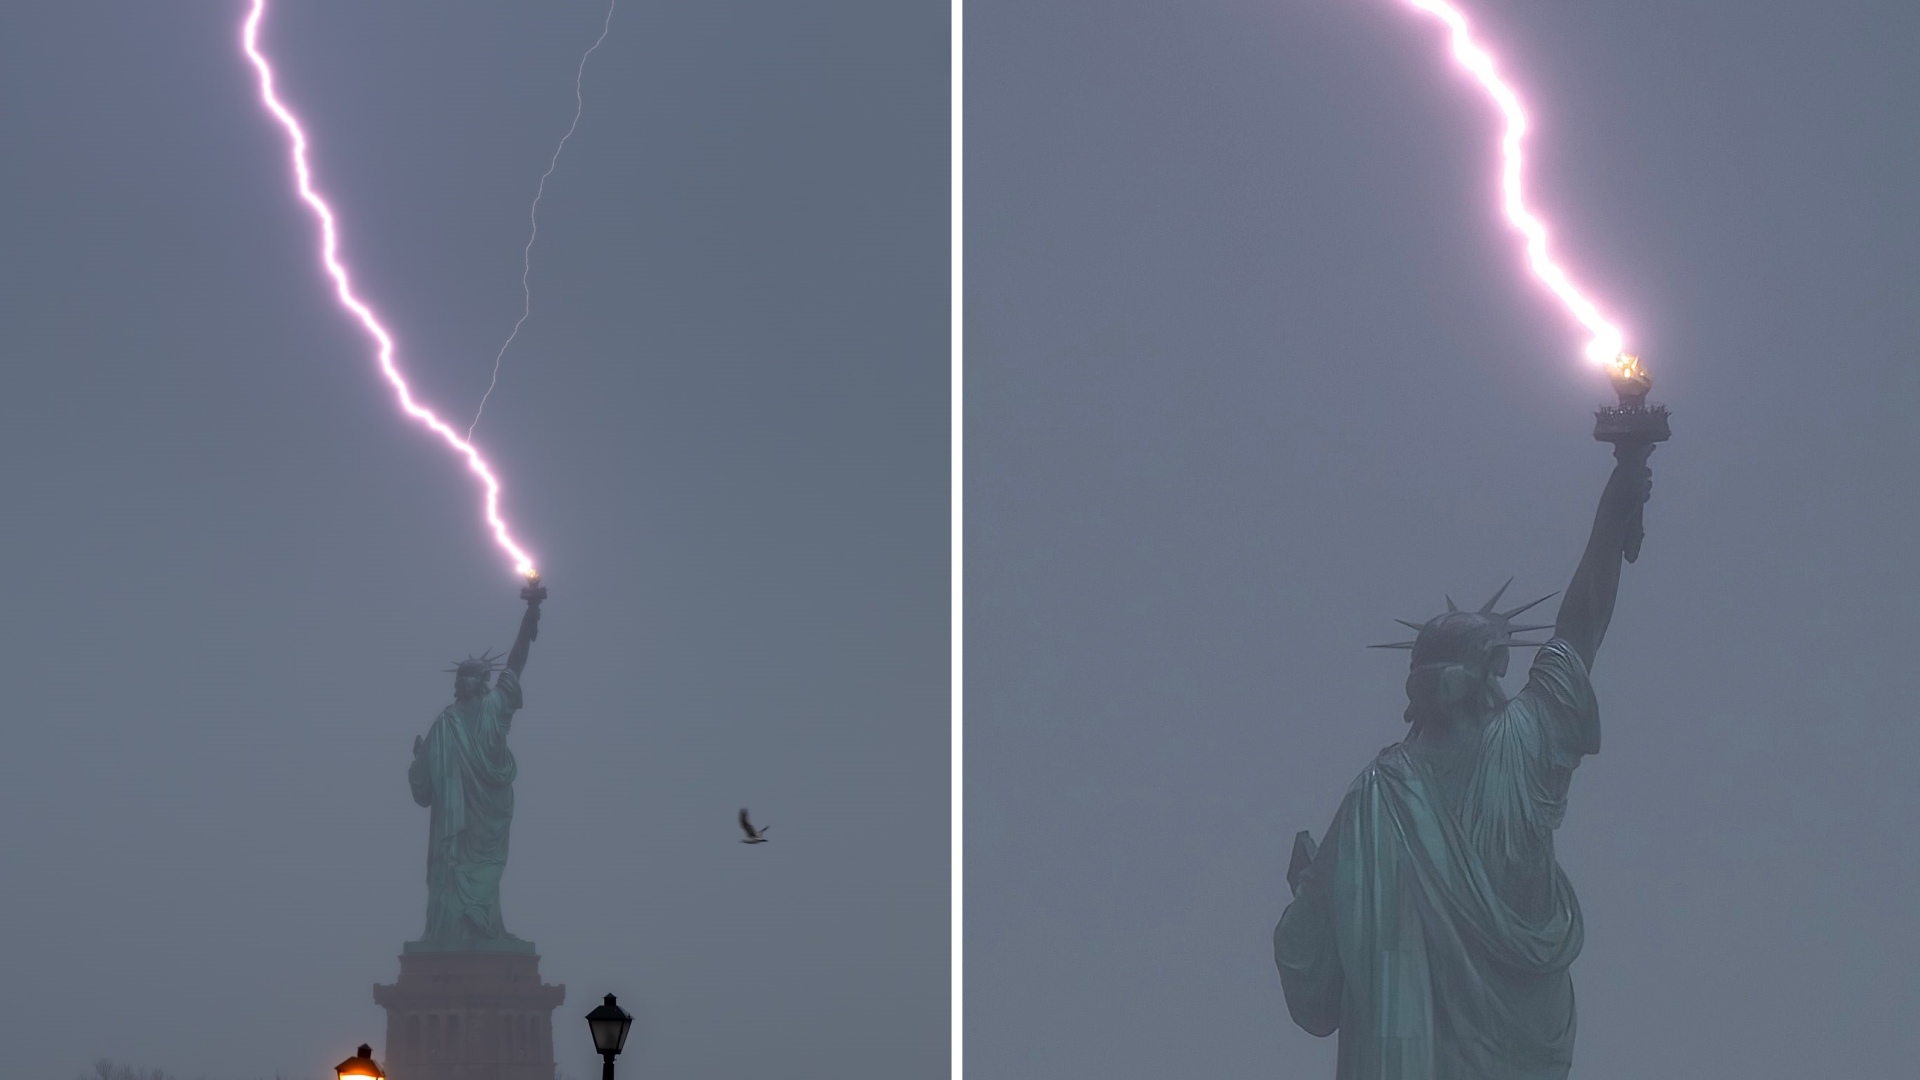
[407,575,547,952]
[1274,370,1665,1079]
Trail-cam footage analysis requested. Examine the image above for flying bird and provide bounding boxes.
[739,808,770,844]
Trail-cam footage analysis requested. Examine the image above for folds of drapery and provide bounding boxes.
[1275,641,1598,1080]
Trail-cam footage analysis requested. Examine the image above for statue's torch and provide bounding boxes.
[519,570,546,641]
[1592,354,1669,563]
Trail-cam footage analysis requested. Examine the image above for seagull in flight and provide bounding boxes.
[739,808,770,844]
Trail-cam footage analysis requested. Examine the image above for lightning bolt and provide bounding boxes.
[241,0,537,577]
[1395,0,1628,366]
[469,0,619,439]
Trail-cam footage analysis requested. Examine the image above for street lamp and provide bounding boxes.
[335,1044,385,1080]
[585,993,635,1080]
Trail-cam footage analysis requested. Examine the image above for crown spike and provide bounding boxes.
[1395,619,1427,632]
[1444,595,1459,613]
[1480,577,1514,614]
[1500,592,1558,620]
[1368,641,1418,650]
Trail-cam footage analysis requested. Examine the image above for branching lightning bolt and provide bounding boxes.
[1395,0,1627,366]
[241,0,537,577]
[469,0,618,439]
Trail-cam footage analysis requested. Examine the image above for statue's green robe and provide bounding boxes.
[1275,640,1599,1080]
[409,668,523,945]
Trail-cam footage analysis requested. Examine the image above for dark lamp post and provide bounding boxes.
[335,1044,385,1080]
[586,993,634,1080]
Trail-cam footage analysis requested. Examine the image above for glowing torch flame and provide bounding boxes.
[1396,0,1628,367]
[1604,351,1651,404]
[1607,352,1644,382]
[240,0,536,578]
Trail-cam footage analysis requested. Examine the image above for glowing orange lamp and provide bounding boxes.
[335,1044,385,1080]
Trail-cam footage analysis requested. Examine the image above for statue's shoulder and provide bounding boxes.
[1344,741,1413,794]
[489,667,524,710]
[424,704,464,738]
[1372,739,1415,769]
[1524,638,1592,686]
[1516,639,1599,711]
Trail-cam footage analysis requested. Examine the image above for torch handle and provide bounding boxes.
[1624,503,1645,564]
[1594,392,1668,568]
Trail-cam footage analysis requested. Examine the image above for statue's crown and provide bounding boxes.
[446,650,504,678]
[1370,579,1555,664]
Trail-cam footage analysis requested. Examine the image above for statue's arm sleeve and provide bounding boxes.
[481,668,524,733]
[1514,639,1600,766]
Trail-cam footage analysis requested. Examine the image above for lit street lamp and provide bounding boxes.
[585,993,635,1080]
[335,1044,385,1080]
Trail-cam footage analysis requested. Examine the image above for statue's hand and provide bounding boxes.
[1613,440,1654,468]
[1611,444,1654,503]
[413,734,424,756]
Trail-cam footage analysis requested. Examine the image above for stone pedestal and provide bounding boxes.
[374,951,566,1080]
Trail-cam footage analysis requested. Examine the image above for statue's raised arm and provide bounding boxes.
[505,572,546,677]
[1559,358,1667,670]
[1552,442,1653,670]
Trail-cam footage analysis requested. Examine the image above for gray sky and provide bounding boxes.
[968,0,1920,1077]
[0,2,946,1078]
